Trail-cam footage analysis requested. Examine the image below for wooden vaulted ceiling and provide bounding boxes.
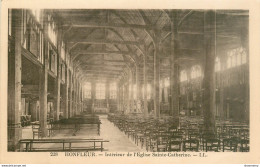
[51,9,249,84]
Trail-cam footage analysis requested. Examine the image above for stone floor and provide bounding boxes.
[21,115,144,152]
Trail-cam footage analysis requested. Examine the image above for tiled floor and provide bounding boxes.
[21,115,144,152]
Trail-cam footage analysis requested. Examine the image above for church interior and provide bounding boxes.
[8,9,249,152]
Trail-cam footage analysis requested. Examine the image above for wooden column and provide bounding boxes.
[129,69,133,113]
[53,62,61,121]
[241,21,249,123]
[38,10,49,137]
[91,81,96,113]
[77,82,79,114]
[106,81,109,109]
[62,65,69,119]
[117,84,120,111]
[122,85,125,112]
[39,43,48,137]
[219,69,225,119]
[126,73,130,113]
[78,82,81,114]
[170,12,180,118]
[80,83,83,113]
[69,71,73,118]
[74,78,77,116]
[136,64,141,113]
[8,9,22,151]
[203,10,216,132]
[154,34,160,118]
[143,46,148,116]
[53,29,61,121]
[74,79,77,116]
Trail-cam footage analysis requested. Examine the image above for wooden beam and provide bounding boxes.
[68,39,140,47]
[178,10,194,29]
[62,22,154,30]
[21,85,39,93]
[80,64,125,68]
[72,50,133,61]
[83,72,122,75]
[178,31,204,35]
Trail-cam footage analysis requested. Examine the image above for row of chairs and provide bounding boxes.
[108,114,249,152]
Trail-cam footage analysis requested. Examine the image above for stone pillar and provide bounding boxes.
[170,11,180,118]
[154,33,160,118]
[203,10,216,132]
[143,46,148,116]
[8,9,22,151]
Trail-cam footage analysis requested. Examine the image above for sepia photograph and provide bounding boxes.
[1,0,260,164]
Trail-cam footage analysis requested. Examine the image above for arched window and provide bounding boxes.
[241,48,247,64]
[110,83,117,99]
[165,77,170,87]
[96,83,105,99]
[180,70,188,82]
[215,57,221,72]
[84,82,91,99]
[237,52,241,66]
[47,15,57,46]
[191,65,201,79]
[227,47,247,69]
[61,41,65,61]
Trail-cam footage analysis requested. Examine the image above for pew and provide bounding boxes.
[19,138,109,152]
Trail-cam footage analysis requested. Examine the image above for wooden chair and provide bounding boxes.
[222,137,239,152]
[32,124,42,139]
[168,140,182,152]
[183,139,199,152]
[202,132,216,151]
[147,131,160,152]
[156,135,169,152]
[240,139,249,152]
[205,138,220,152]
